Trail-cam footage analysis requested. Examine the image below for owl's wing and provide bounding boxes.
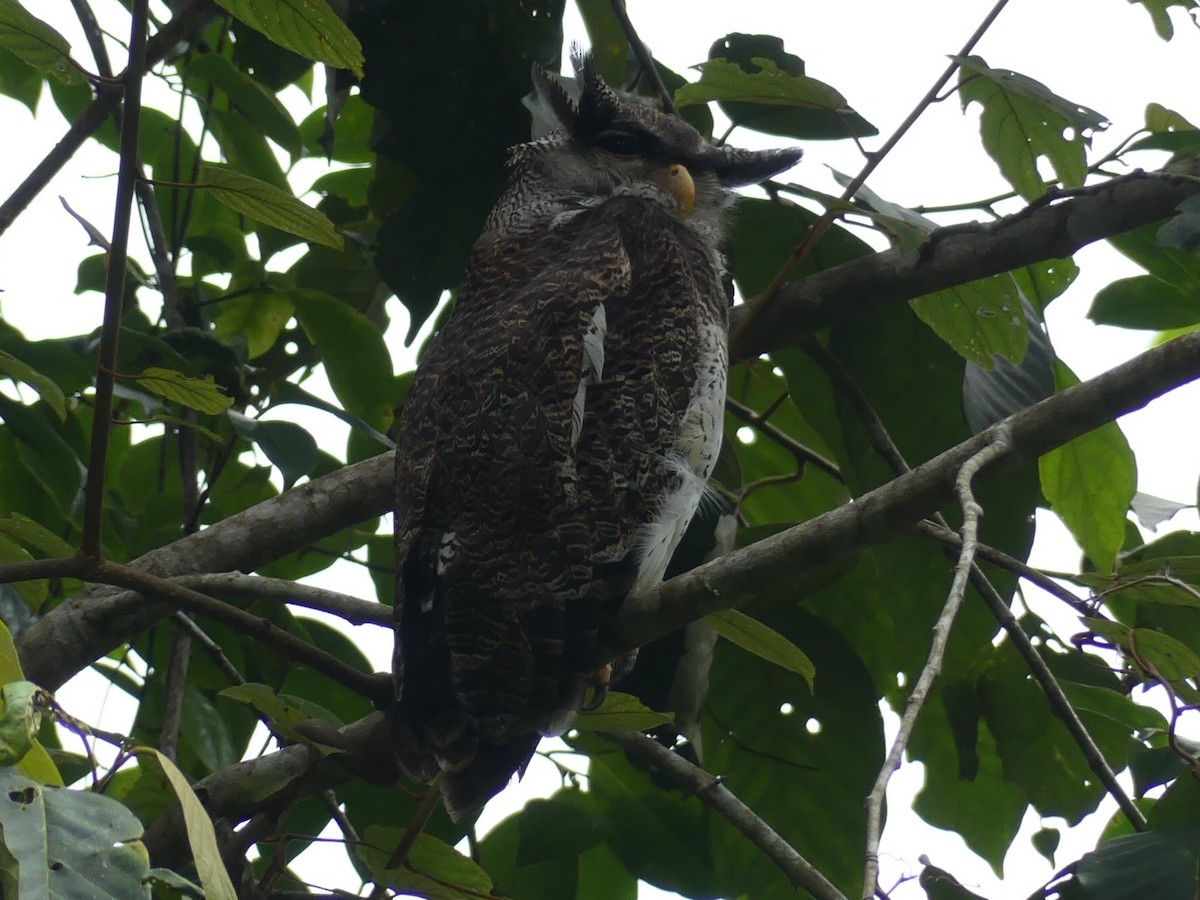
[393,210,634,820]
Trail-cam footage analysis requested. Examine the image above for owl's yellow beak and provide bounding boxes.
[650,163,695,220]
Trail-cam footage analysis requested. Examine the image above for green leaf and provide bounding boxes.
[133,367,234,415]
[910,274,1029,367]
[705,609,815,688]
[0,767,150,898]
[0,351,65,420]
[677,56,846,113]
[1039,362,1136,573]
[705,34,876,140]
[0,512,74,558]
[957,55,1106,199]
[361,828,493,898]
[1132,628,1200,681]
[0,534,46,612]
[0,626,59,787]
[1089,274,1200,330]
[290,290,395,431]
[574,692,673,732]
[0,43,42,112]
[0,0,84,85]
[136,749,237,900]
[218,682,346,752]
[185,54,302,158]
[227,411,318,489]
[213,0,364,77]
[0,681,42,766]
[199,166,343,249]
[213,291,295,359]
[1069,822,1200,899]
[1127,0,1199,40]
[516,797,607,866]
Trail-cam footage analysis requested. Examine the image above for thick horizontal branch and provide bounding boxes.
[730,170,1200,359]
[16,174,1200,692]
[612,329,1200,652]
[16,453,392,691]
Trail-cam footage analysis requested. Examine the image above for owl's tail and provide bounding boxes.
[439,733,541,823]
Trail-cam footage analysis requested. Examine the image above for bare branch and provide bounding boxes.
[915,520,1148,832]
[604,731,847,900]
[607,0,675,114]
[81,0,150,558]
[175,572,391,626]
[861,425,1011,899]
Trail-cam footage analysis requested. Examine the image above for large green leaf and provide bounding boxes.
[185,54,302,158]
[911,273,1029,367]
[957,55,1106,199]
[213,0,364,77]
[1039,362,1136,574]
[705,609,815,687]
[1089,274,1200,330]
[0,768,150,898]
[200,166,343,249]
[361,828,493,899]
[1066,822,1200,899]
[291,290,395,431]
[0,0,84,85]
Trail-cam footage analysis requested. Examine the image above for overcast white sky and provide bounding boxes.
[2,1,1199,897]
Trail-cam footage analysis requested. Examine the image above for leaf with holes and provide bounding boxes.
[200,166,342,249]
[957,55,1107,200]
[135,367,234,415]
[0,0,84,85]
[705,609,815,689]
[910,273,1029,368]
[213,0,363,77]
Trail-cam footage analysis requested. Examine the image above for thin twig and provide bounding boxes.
[915,520,1148,832]
[69,0,114,79]
[174,572,392,626]
[170,611,245,685]
[0,0,213,237]
[158,624,191,760]
[862,424,1012,899]
[726,395,843,481]
[0,556,387,701]
[604,731,847,900]
[607,0,675,114]
[731,0,1013,352]
[80,0,150,557]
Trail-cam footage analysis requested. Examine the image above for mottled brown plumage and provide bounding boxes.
[392,52,801,821]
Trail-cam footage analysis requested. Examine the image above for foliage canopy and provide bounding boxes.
[0,1,1199,898]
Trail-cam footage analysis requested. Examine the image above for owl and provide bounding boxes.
[392,51,801,821]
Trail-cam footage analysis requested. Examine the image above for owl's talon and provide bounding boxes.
[583,663,613,711]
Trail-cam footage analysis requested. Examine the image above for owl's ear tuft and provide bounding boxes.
[573,52,622,139]
[531,63,579,132]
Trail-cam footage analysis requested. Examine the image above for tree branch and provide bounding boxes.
[0,0,214,237]
[175,572,392,626]
[15,452,391,691]
[862,426,1011,899]
[730,169,1200,360]
[604,731,847,900]
[612,329,1200,653]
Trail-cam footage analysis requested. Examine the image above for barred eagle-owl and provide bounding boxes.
[393,52,801,821]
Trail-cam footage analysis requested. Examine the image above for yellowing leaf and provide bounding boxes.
[706,609,815,689]
[213,0,363,77]
[138,749,237,900]
[0,0,84,85]
[574,691,673,731]
[135,367,234,415]
[0,622,61,785]
[200,166,343,249]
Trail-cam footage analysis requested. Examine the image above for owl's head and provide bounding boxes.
[487,51,802,242]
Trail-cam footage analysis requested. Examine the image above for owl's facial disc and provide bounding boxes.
[649,164,695,219]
